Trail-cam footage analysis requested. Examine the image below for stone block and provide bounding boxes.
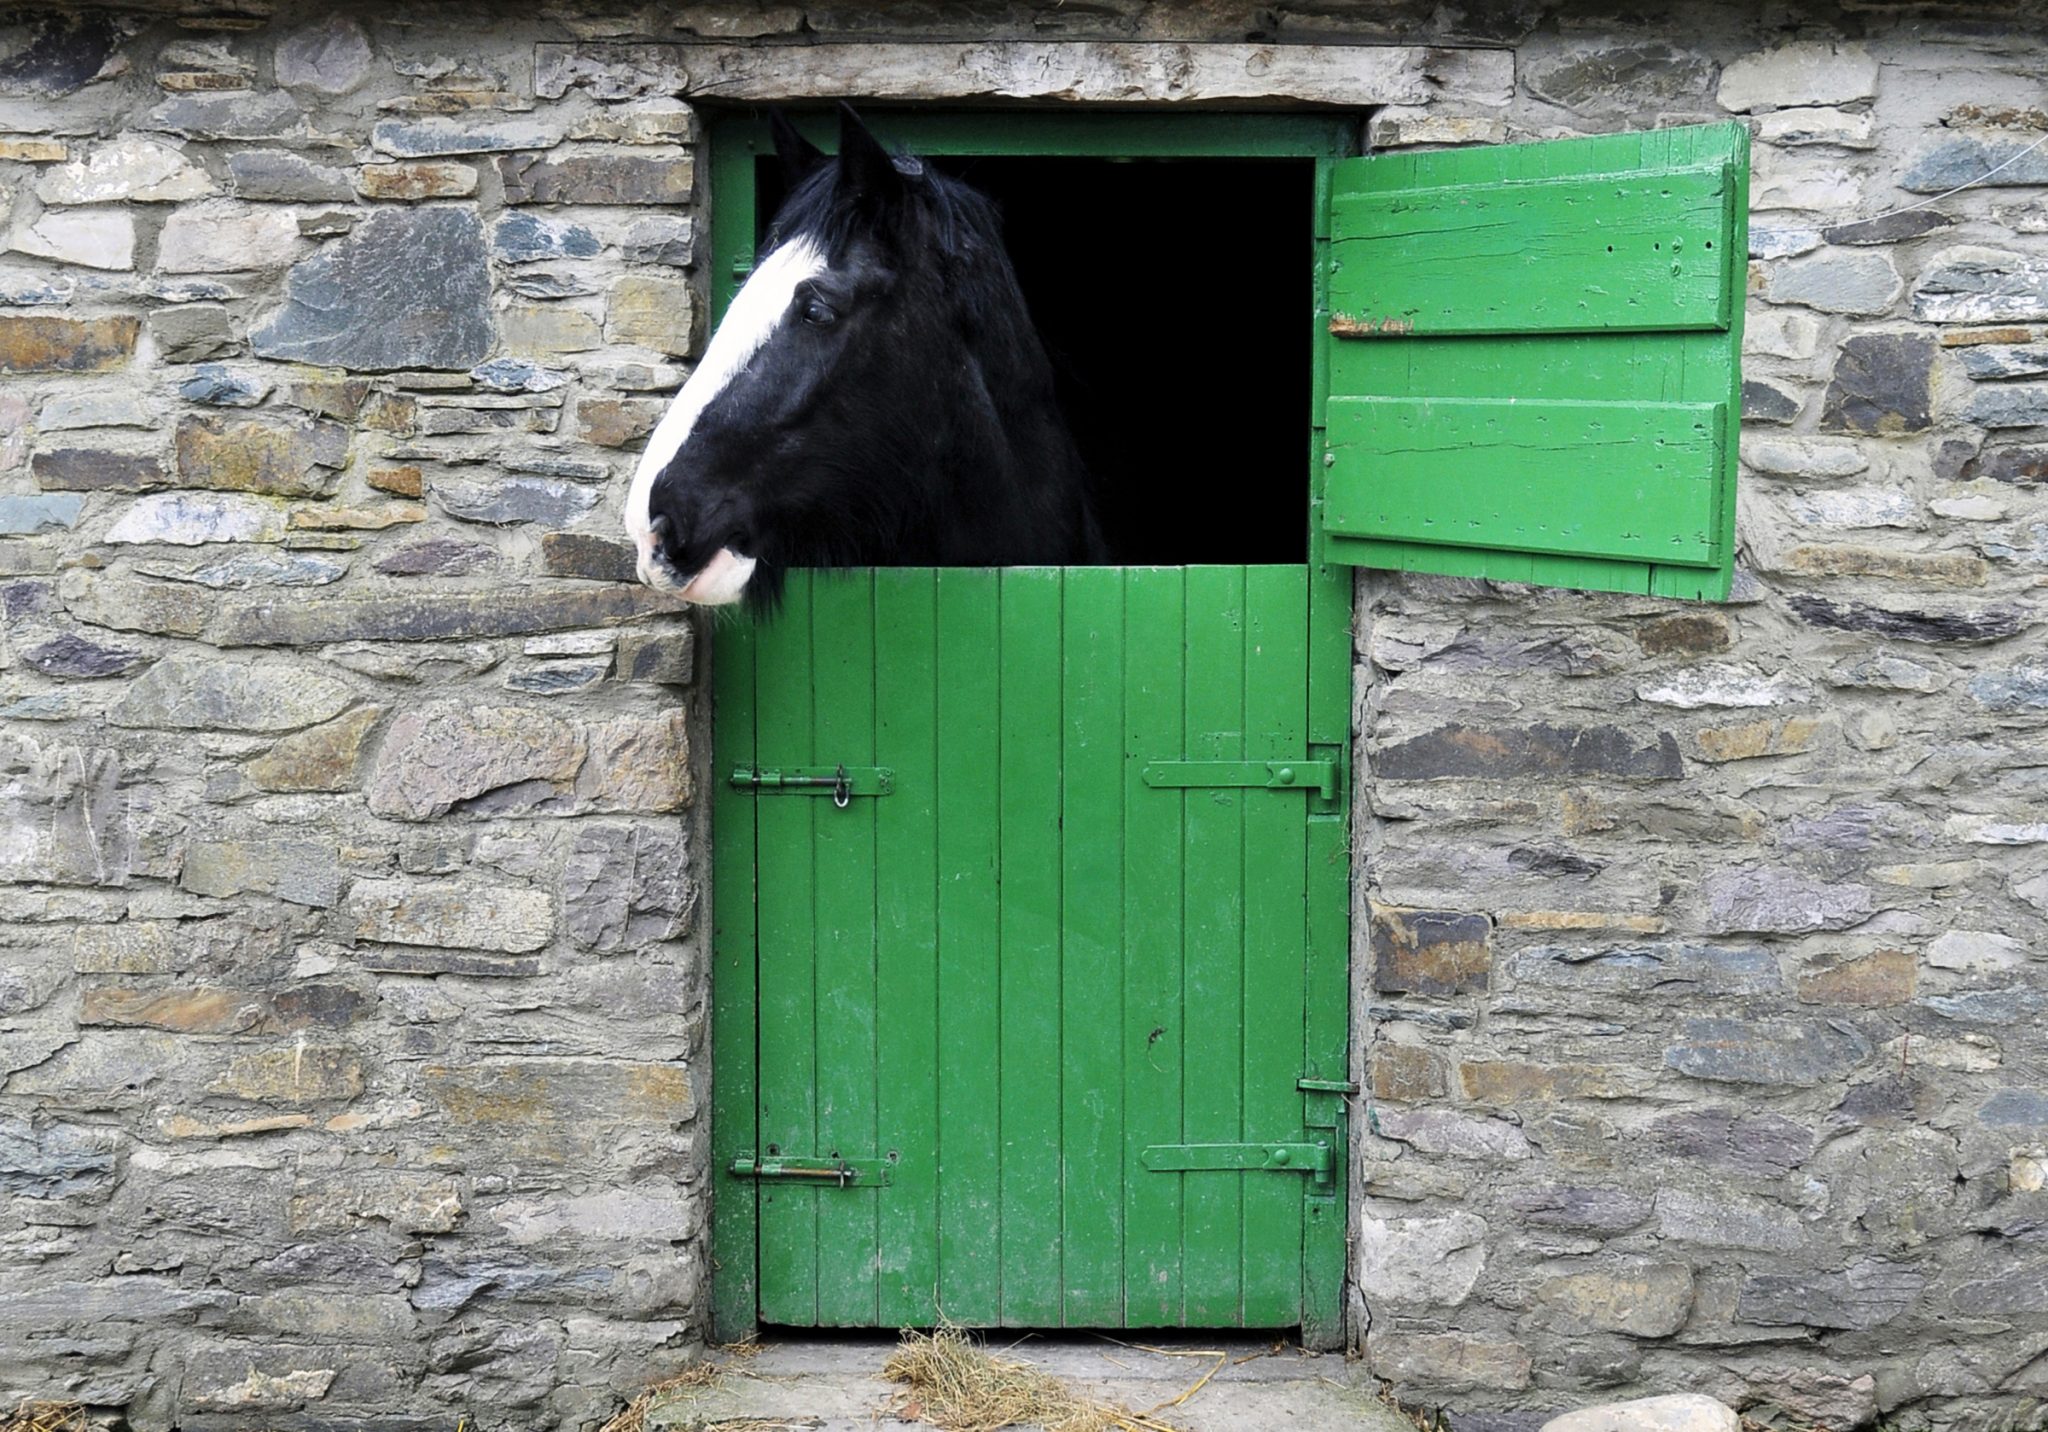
[10,209,135,270]
[421,1058,694,1166]
[1458,1059,1647,1104]
[1504,942,1781,997]
[365,703,583,820]
[1765,250,1901,319]
[227,150,353,201]
[559,820,694,951]
[1701,867,1874,933]
[434,475,599,527]
[1903,138,2048,195]
[540,532,638,582]
[252,207,493,371]
[0,315,139,373]
[1654,1186,1803,1252]
[374,536,498,577]
[1664,1016,1871,1086]
[1797,949,1914,1007]
[492,212,601,262]
[244,706,383,792]
[1738,1257,1924,1330]
[356,161,478,199]
[159,201,301,273]
[173,414,348,497]
[1913,247,2048,324]
[274,15,371,95]
[31,449,165,494]
[345,878,554,954]
[1541,1395,1736,1432]
[580,712,691,813]
[1371,904,1490,996]
[535,42,691,99]
[1694,715,1826,761]
[1538,1263,1694,1337]
[206,1044,363,1104]
[497,152,695,206]
[607,275,695,355]
[111,656,351,731]
[209,584,682,646]
[37,138,214,204]
[371,117,565,157]
[1370,1042,1446,1102]
[1357,1210,1487,1307]
[1502,1184,1652,1234]
[1820,331,1934,434]
[181,838,341,908]
[499,302,605,355]
[577,397,664,448]
[0,1116,116,1198]
[1375,1107,1531,1161]
[1787,594,2026,643]
[1376,723,1682,782]
[620,215,696,267]
[1717,41,1878,111]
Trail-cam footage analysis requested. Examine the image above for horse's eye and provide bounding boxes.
[800,297,837,328]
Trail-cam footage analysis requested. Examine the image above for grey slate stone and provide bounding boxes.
[1918,987,2046,1025]
[21,634,146,679]
[273,15,372,96]
[1738,1258,1924,1330]
[434,476,599,527]
[1965,383,2048,428]
[110,656,353,732]
[149,304,235,364]
[0,12,126,96]
[1766,250,1901,316]
[1664,1016,1872,1086]
[1742,378,1801,424]
[373,537,499,577]
[1786,595,2029,644]
[1824,209,1956,246]
[1821,331,1935,434]
[210,586,679,646]
[146,90,303,141]
[1960,343,2048,379]
[178,364,271,407]
[226,150,354,202]
[1376,724,1683,782]
[1978,1088,2048,1127]
[0,495,86,535]
[1969,663,2048,710]
[471,357,569,394]
[252,207,494,372]
[140,552,346,589]
[0,1117,116,1197]
[1902,137,2048,193]
[371,118,565,158]
[1700,867,1875,933]
[1501,1184,1652,1234]
[620,215,696,267]
[1966,445,2048,484]
[1505,943,1782,996]
[1912,247,2048,323]
[491,213,601,263]
[1652,1108,1815,1177]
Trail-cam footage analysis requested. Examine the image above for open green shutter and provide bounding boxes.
[1317,122,1749,600]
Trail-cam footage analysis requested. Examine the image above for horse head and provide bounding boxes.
[625,104,1099,608]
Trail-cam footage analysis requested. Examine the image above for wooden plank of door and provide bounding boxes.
[875,570,940,1325]
[1240,565,1310,1326]
[755,571,821,1324]
[935,570,1003,1324]
[1181,565,1247,1324]
[810,572,881,1324]
[998,568,1064,1326]
[709,596,760,1340]
[1121,566,1187,1326]
[1059,566,1126,1325]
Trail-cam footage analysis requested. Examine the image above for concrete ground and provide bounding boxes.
[644,1334,1416,1432]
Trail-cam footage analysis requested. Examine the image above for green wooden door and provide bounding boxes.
[1317,122,1750,599]
[714,565,1350,1336]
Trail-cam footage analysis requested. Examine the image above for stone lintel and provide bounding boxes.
[668,41,1513,109]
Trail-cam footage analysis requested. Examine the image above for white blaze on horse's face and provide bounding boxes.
[624,234,829,601]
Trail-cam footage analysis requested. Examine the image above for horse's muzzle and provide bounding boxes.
[677,546,758,606]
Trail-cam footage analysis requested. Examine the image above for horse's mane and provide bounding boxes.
[765,155,1003,271]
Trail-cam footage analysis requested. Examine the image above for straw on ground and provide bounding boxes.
[883,1323,1186,1432]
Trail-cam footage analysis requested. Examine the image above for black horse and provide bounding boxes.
[624,105,1104,608]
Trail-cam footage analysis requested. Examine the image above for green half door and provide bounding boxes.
[715,565,1350,1337]
[1317,121,1750,599]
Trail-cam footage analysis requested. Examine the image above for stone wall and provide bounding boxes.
[1351,13,2048,1432]
[1,2,2045,1430]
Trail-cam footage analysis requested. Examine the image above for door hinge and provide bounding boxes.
[1141,760,1338,802]
[1141,1141,1333,1190]
[729,764,893,807]
[729,1153,893,1188]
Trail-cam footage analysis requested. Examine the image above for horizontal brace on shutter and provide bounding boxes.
[1329,163,1735,337]
[1141,759,1337,800]
[1323,396,1724,568]
[1142,1141,1334,1189]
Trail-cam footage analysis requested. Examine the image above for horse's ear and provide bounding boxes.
[835,101,902,209]
[769,108,824,183]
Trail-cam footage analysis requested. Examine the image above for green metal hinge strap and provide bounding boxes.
[1141,760,1338,801]
[729,1154,893,1188]
[729,765,894,805]
[1141,1141,1334,1189]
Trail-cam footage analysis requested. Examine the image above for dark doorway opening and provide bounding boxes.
[753,154,1314,565]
